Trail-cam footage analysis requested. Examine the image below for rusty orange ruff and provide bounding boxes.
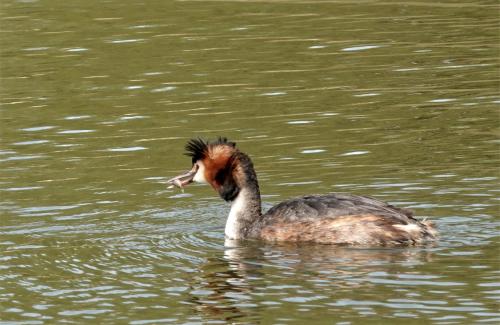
[201,144,238,191]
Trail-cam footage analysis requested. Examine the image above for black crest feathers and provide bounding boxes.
[184,137,236,163]
[185,138,208,163]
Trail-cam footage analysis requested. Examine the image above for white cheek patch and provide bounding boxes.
[193,161,208,184]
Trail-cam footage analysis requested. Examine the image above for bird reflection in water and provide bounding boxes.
[186,240,263,322]
[187,239,434,322]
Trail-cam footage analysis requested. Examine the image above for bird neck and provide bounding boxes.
[225,182,262,240]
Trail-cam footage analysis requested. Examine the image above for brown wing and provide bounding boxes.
[261,193,415,225]
[258,214,435,245]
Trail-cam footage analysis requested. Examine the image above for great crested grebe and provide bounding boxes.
[168,137,437,245]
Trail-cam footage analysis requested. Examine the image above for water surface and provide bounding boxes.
[1,0,499,323]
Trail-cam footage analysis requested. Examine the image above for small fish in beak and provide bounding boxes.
[167,164,198,190]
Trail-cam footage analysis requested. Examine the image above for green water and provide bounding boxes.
[1,0,499,324]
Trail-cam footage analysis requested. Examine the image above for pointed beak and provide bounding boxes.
[167,164,198,189]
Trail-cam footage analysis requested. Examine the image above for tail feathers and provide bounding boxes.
[421,220,438,239]
[393,219,438,244]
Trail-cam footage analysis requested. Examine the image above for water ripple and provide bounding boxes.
[342,45,382,52]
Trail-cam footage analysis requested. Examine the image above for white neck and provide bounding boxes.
[225,189,247,239]
[224,187,262,240]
